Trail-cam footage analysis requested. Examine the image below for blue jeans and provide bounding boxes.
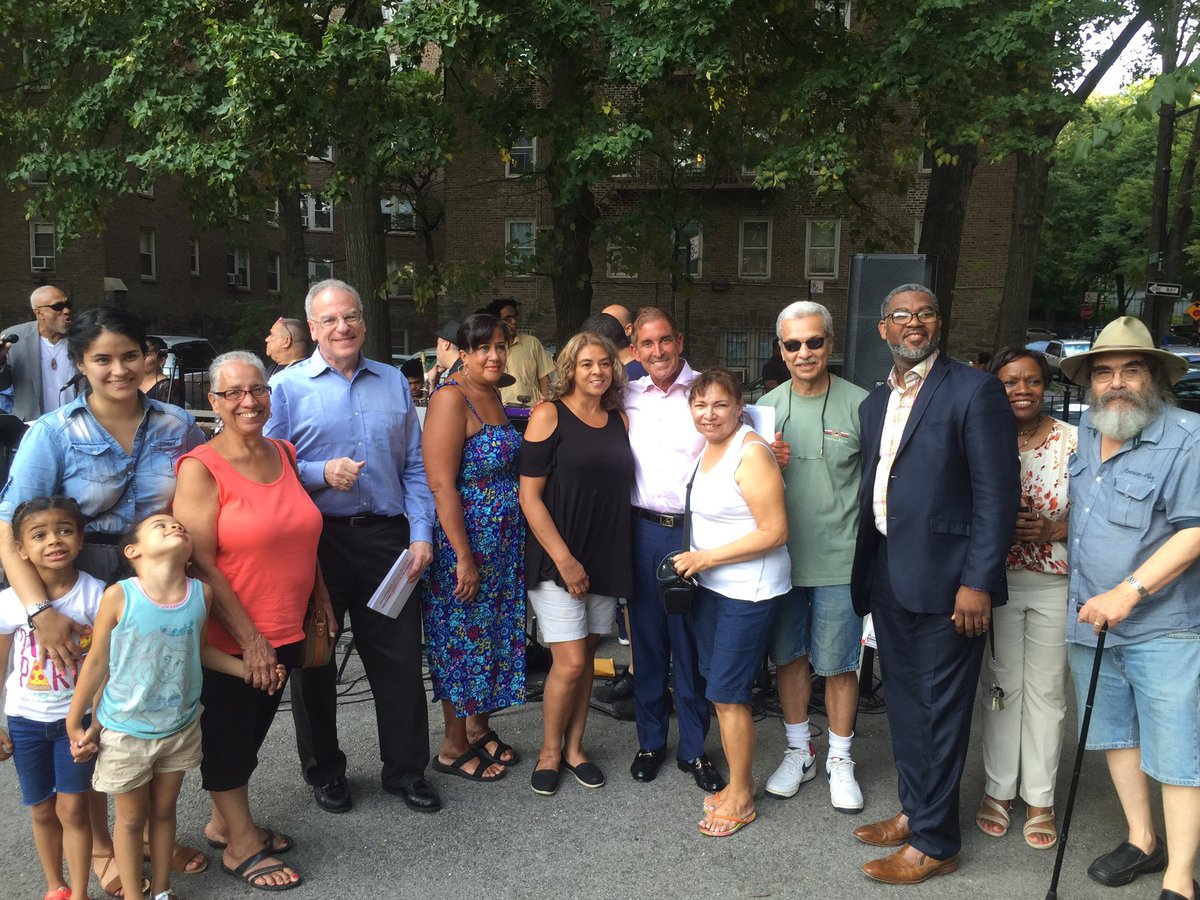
[628,517,710,761]
[769,584,862,675]
[8,715,94,806]
[1069,632,1200,786]
[693,586,781,704]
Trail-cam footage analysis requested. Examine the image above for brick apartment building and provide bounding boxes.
[0,156,437,356]
[440,134,1016,380]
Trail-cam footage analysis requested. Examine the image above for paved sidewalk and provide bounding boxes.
[0,637,1158,899]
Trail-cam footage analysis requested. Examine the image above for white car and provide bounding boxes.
[1043,339,1091,379]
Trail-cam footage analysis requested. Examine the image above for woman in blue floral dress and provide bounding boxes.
[421,313,526,782]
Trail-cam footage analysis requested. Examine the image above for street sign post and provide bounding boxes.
[1146,281,1184,298]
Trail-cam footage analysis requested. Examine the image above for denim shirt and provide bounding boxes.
[1066,406,1200,648]
[264,349,434,543]
[0,393,206,535]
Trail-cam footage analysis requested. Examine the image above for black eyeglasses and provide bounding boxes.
[211,385,271,402]
[782,336,827,352]
[36,300,72,313]
[883,309,938,325]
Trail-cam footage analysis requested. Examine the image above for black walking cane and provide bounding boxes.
[1046,623,1108,900]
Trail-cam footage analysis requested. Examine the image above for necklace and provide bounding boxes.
[1018,416,1045,449]
[45,338,66,371]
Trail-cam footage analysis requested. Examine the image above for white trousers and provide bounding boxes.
[977,568,1069,807]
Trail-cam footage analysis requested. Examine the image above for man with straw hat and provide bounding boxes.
[1059,316,1200,900]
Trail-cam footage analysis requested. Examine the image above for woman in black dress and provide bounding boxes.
[519,332,633,796]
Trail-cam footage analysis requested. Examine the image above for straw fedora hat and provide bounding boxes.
[1059,316,1189,385]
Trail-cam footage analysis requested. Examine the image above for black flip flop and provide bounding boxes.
[221,848,302,892]
[207,829,294,854]
[433,747,506,782]
[471,729,520,766]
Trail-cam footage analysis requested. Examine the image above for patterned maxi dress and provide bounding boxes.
[422,385,526,717]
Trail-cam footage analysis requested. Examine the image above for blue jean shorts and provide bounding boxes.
[692,586,781,705]
[8,715,95,806]
[1068,632,1200,787]
[768,584,863,676]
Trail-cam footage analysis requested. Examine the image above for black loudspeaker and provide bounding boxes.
[842,254,938,390]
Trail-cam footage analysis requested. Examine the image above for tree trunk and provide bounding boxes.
[277,183,308,317]
[1116,271,1128,317]
[918,141,978,353]
[1145,0,1182,340]
[1165,108,1200,281]
[546,183,599,349]
[994,149,1052,349]
[342,170,389,361]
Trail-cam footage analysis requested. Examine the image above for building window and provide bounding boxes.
[308,145,334,162]
[267,200,279,227]
[137,170,154,198]
[308,258,333,282]
[816,0,851,28]
[267,253,280,293]
[720,328,775,388]
[674,130,705,175]
[381,195,416,233]
[918,145,934,173]
[805,219,840,278]
[189,238,200,276]
[301,193,333,231]
[606,241,638,279]
[674,222,702,278]
[226,248,250,289]
[505,137,536,177]
[27,168,48,185]
[739,219,772,279]
[138,228,156,280]
[505,219,536,268]
[30,222,55,271]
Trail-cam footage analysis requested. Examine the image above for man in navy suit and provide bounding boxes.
[849,284,1019,884]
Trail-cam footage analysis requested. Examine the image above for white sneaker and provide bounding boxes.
[826,757,864,813]
[765,743,817,798]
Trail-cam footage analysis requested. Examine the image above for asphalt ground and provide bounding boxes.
[0,635,1170,900]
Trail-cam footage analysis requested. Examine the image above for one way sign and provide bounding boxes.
[1146,281,1183,298]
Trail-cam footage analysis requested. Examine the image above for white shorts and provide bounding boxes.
[527,580,617,643]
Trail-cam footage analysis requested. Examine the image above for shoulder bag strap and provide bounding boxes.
[681,457,702,553]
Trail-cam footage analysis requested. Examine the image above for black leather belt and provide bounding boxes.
[321,514,397,527]
[634,507,685,528]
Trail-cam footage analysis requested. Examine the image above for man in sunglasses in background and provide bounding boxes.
[757,301,869,813]
[0,285,76,421]
[849,283,1018,884]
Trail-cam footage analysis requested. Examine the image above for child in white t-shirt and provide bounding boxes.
[0,497,104,900]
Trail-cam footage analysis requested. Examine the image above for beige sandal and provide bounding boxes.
[1023,811,1058,850]
[92,854,150,899]
[975,795,1011,837]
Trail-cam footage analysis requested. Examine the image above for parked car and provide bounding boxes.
[1026,327,1056,342]
[1044,339,1092,379]
[1172,369,1200,413]
[1168,346,1200,369]
[1025,340,1050,354]
[151,335,218,409]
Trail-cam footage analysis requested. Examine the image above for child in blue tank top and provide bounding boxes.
[65,512,286,900]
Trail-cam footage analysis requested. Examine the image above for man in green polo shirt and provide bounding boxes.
[757,300,868,813]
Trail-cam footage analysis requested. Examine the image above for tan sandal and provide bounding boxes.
[92,854,150,899]
[1023,811,1058,850]
[142,842,209,874]
[975,795,1011,837]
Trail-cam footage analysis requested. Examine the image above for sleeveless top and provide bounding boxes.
[97,577,206,739]
[690,423,792,602]
[519,399,634,598]
[176,440,322,654]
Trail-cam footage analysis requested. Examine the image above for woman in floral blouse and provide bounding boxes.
[975,348,1076,852]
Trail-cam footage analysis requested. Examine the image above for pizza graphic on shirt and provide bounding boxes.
[77,626,92,654]
[26,659,50,691]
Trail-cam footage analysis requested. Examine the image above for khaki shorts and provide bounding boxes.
[92,716,202,794]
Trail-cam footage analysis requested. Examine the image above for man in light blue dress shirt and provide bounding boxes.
[266,279,439,815]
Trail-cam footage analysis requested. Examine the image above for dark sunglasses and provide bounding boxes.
[36,300,73,313]
[781,336,826,352]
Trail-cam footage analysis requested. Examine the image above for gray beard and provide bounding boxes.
[888,340,936,363]
[1087,388,1163,442]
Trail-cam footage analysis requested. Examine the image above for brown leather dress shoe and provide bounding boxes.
[853,811,913,847]
[862,845,959,884]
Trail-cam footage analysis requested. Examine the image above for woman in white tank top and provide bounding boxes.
[671,369,791,837]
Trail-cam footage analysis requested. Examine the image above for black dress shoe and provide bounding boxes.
[629,747,666,782]
[1159,879,1199,900]
[312,776,352,813]
[677,754,726,793]
[594,670,634,703]
[383,776,443,813]
[1088,836,1166,887]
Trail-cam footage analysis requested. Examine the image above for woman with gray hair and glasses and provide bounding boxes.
[173,350,332,892]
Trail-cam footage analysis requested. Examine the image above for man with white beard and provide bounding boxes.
[1059,317,1200,900]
